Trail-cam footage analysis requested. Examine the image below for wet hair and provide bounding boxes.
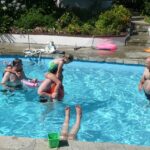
[6,64,12,68]
[64,54,73,62]
[12,58,22,66]
[39,96,48,103]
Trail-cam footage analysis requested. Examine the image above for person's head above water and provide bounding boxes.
[39,95,49,103]
[12,58,22,66]
[63,54,73,64]
[6,64,12,69]
[12,58,23,71]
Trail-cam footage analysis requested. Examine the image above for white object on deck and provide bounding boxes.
[23,41,56,57]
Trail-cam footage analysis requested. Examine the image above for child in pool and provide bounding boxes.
[44,54,73,99]
[3,64,21,78]
[45,54,73,81]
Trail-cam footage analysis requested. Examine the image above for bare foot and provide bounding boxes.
[75,105,82,117]
[65,106,70,117]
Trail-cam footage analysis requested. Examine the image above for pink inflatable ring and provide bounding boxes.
[21,79,38,87]
[96,43,117,51]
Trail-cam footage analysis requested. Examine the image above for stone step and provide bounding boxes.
[126,35,150,46]
[131,16,144,21]
[131,20,150,32]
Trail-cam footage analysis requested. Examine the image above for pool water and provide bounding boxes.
[0,56,150,146]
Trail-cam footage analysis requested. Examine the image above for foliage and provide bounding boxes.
[14,8,56,29]
[56,11,80,29]
[0,1,134,36]
[95,5,131,35]
[65,23,81,35]
[144,16,150,24]
[80,23,94,35]
[0,15,12,33]
[142,1,150,16]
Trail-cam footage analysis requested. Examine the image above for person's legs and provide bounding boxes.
[68,105,82,140]
[60,107,70,140]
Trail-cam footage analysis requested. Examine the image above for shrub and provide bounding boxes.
[95,5,131,35]
[142,1,150,16]
[14,8,56,29]
[0,15,13,33]
[80,23,94,35]
[65,23,81,35]
[56,11,80,29]
[144,16,150,24]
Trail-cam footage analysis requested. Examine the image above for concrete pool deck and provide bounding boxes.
[0,136,150,150]
[0,42,149,64]
[0,42,150,149]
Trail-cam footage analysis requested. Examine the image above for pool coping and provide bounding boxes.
[0,52,145,66]
[0,136,150,150]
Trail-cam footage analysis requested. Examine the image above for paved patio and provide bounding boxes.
[0,43,150,149]
[0,43,149,64]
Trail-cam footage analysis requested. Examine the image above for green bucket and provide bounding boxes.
[48,133,60,148]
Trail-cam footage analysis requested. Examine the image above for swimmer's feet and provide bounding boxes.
[67,105,82,140]
[60,106,70,141]
[75,105,82,118]
[65,106,70,117]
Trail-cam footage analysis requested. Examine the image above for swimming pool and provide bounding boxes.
[0,55,150,146]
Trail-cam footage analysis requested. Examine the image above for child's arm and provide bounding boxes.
[5,68,21,78]
[5,68,17,74]
[1,72,15,91]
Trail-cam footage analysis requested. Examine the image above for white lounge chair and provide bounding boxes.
[23,48,43,57]
[23,41,65,57]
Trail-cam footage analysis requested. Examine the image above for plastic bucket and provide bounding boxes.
[48,133,60,148]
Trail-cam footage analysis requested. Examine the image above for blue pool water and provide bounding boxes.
[0,56,150,146]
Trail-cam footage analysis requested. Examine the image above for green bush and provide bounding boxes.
[142,1,150,16]
[144,16,150,24]
[95,5,131,35]
[56,11,80,29]
[0,15,12,33]
[65,23,81,35]
[80,23,94,35]
[14,8,56,29]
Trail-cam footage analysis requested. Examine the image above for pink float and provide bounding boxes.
[96,43,117,56]
[96,43,117,51]
[21,79,39,87]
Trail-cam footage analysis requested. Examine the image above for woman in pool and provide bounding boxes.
[139,57,150,100]
[1,58,37,90]
[1,60,23,90]
[60,105,82,140]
